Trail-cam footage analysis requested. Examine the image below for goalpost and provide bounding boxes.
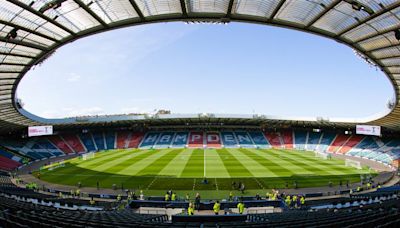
[82,152,95,160]
[345,159,362,170]
[314,151,330,160]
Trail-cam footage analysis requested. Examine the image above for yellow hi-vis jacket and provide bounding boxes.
[213,202,220,213]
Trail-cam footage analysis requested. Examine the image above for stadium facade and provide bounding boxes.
[0,0,400,134]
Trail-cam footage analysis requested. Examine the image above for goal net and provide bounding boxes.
[315,151,329,160]
[345,159,362,169]
[82,152,95,160]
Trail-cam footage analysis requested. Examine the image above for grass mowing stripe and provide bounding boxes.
[217,148,253,177]
[239,148,294,177]
[180,149,204,178]
[75,150,155,184]
[80,149,139,169]
[117,149,174,175]
[236,148,280,177]
[270,149,350,175]
[266,149,340,175]
[46,150,133,176]
[275,149,366,174]
[204,149,230,178]
[159,149,193,177]
[227,148,276,177]
[246,148,311,175]
[73,149,123,165]
[136,149,184,176]
[89,149,150,171]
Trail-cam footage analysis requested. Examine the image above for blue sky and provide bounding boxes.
[17,22,394,119]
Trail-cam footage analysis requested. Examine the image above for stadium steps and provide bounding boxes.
[327,134,351,153]
[281,130,294,149]
[0,144,29,162]
[263,132,282,148]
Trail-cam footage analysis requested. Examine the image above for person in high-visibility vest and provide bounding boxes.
[292,195,298,208]
[265,192,270,200]
[237,201,245,214]
[367,182,371,189]
[117,194,122,202]
[165,192,170,201]
[229,192,233,201]
[213,201,220,215]
[271,192,277,201]
[357,186,361,192]
[171,192,176,201]
[58,192,63,199]
[285,195,291,207]
[76,189,80,198]
[378,185,381,189]
[188,202,194,215]
[300,196,305,207]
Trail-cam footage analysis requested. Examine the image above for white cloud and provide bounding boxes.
[66,73,81,82]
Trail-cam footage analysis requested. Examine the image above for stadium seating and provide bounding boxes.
[281,130,294,149]
[264,132,282,148]
[171,132,188,148]
[79,133,97,152]
[206,132,222,148]
[48,136,74,154]
[307,132,322,151]
[0,148,23,163]
[188,132,204,148]
[338,135,364,154]
[0,156,20,171]
[0,129,398,169]
[126,132,144,148]
[154,132,174,148]
[116,131,130,149]
[317,132,336,152]
[104,132,116,150]
[92,132,106,151]
[235,132,254,148]
[294,130,307,150]
[248,131,271,148]
[32,139,63,157]
[221,131,239,148]
[140,132,160,149]
[62,135,86,153]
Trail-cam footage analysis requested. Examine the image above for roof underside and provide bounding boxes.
[1,0,400,133]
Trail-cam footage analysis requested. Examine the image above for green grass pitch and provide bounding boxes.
[37,148,374,198]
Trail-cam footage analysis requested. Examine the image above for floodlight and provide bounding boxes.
[395,29,400,41]
[6,28,18,40]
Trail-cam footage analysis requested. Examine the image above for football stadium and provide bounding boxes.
[1,0,400,227]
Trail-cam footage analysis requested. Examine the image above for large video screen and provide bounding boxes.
[28,126,53,137]
[356,125,381,136]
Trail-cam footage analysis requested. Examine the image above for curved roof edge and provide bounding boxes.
[1,0,400,132]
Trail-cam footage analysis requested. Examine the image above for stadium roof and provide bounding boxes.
[1,0,400,133]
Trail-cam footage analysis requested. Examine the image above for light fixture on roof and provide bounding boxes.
[395,29,400,41]
[6,28,18,40]
[184,18,230,25]
[348,0,374,15]
[351,1,363,11]
[39,0,65,13]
